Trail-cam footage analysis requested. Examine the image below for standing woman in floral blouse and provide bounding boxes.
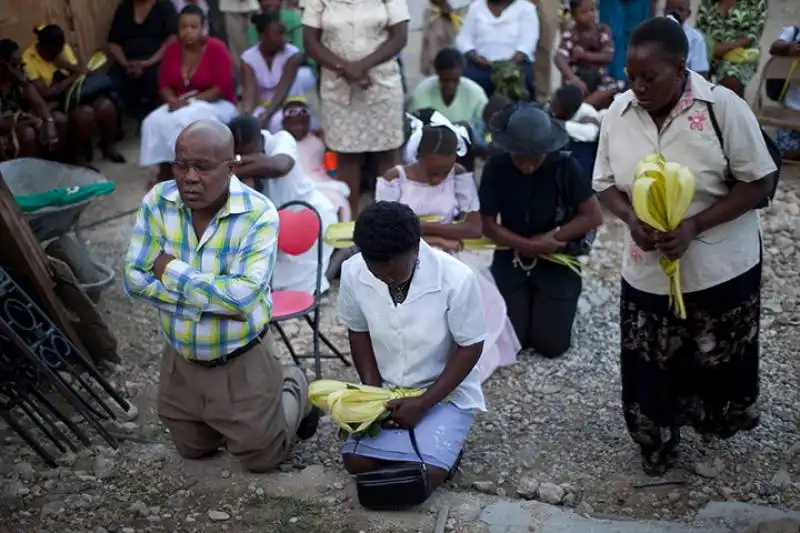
[695,0,768,97]
[303,0,410,218]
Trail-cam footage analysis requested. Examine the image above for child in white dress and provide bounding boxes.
[375,120,520,382]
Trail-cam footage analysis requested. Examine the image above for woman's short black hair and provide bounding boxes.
[551,83,584,119]
[418,125,459,157]
[434,48,464,72]
[34,24,65,50]
[0,39,20,62]
[251,11,281,34]
[629,16,689,60]
[180,4,206,23]
[353,201,421,263]
[569,0,587,12]
[483,93,513,124]
[228,115,262,146]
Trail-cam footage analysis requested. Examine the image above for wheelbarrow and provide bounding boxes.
[1,158,116,301]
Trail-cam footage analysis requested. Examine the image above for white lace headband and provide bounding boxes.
[404,111,471,163]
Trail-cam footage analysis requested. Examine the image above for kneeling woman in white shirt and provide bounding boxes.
[338,201,487,490]
[229,115,337,293]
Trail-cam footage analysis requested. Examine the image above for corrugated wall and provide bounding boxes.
[0,0,115,61]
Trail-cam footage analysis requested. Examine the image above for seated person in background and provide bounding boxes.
[549,83,600,143]
[479,103,602,358]
[664,0,709,76]
[338,201,486,495]
[24,24,124,166]
[139,5,237,184]
[548,84,601,178]
[421,0,469,76]
[241,11,316,133]
[123,120,319,473]
[229,115,337,293]
[407,48,488,136]
[377,124,520,382]
[248,0,306,61]
[472,93,512,158]
[455,0,538,98]
[768,25,800,160]
[282,99,351,222]
[107,0,178,122]
[555,0,624,110]
[0,39,65,161]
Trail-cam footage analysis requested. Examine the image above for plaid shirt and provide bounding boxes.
[123,178,278,361]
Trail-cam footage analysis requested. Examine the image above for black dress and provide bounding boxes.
[107,0,178,119]
[619,256,761,475]
[478,151,594,358]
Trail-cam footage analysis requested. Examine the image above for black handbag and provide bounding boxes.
[553,150,596,257]
[355,429,431,510]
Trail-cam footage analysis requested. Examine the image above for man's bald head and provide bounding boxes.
[176,119,235,159]
[172,120,236,213]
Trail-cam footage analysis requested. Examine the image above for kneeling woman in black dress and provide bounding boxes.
[479,103,603,358]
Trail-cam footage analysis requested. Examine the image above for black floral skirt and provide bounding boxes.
[619,261,761,474]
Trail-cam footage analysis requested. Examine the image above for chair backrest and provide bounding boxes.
[277,201,322,257]
[754,56,800,114]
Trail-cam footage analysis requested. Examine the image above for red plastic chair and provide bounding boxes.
[272,200,350,379]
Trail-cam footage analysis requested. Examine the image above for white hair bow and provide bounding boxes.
[404,111,471,163]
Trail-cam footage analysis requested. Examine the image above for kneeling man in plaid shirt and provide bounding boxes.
[123,120,318,472]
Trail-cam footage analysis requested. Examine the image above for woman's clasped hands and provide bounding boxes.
[339,62,371,90]
[627,213,697,260]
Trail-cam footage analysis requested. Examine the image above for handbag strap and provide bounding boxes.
[408,428,427,472]
[352,428,427,472]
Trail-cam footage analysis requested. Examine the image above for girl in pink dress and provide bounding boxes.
[375,123,520,382]
[282,99,351,222]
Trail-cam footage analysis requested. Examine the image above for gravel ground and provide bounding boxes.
[1,162,798,531]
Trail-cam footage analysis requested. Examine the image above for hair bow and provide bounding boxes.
[404,110,470,162]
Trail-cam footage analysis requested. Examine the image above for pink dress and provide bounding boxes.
[375,166,520,382]
[296,134,352,222]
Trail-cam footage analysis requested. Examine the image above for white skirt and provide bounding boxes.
[139,100,239,166]
[271,188,336,295]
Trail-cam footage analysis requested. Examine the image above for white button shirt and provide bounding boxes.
[593,72,776,295]
[456,0,540,62]
[337,241,487,412]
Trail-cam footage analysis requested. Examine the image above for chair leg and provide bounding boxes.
[312,310,322,380]
[303,315,350,367]
[272,322,300,366]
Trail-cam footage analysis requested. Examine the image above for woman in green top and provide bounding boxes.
[407,48,488,127]
[695,0,768,97]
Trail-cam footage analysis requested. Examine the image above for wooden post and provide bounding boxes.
[0,170,90,358]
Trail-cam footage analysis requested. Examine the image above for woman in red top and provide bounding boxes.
[139,4,237,183]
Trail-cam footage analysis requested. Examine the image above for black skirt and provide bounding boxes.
[619,261,761,473]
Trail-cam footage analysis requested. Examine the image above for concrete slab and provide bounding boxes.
[693,502,800,530]
[478,500,731,533]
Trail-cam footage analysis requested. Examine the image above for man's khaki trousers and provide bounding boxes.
[157,334,308,472]
[532,0,562,102]
[223,11,256,74]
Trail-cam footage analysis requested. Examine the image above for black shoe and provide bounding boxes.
[297,406,322,441]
